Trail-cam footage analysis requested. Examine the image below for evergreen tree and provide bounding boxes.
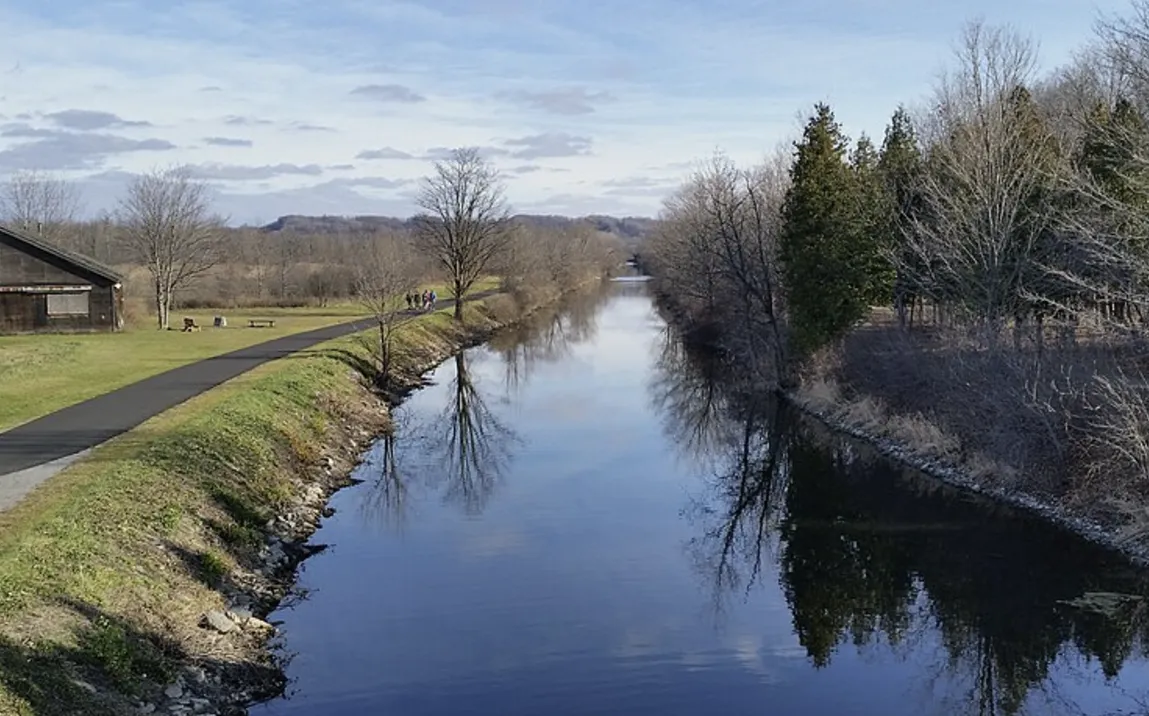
[1077,95,1149,310]
[1079,96,1149,218]
[780,103,874,353]
[849,133,895,305]
[1006,85,1062,317]
[877,107,924,326]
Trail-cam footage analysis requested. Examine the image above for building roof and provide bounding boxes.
[0,223,124,284]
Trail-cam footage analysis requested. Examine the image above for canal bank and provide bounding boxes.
[0,285,594,716]
[251,282,1149,716]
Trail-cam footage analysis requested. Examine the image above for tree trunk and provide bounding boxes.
[155,279,167,330]
[377,321,390,387]
[453,280,465,321]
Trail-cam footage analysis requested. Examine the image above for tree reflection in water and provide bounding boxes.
[651,324,1149,716]
[430,351,519,514]
[488,287,609,396]
[360,350,518,521]
[361,427,409,530]
[361,288,609,523]
[649,326,791,599]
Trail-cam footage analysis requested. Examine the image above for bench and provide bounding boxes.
[248,319,276,328]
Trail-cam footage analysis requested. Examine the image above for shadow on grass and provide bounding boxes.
[0,596,288,715]
[164,541,236,592]
[0,598,181,715]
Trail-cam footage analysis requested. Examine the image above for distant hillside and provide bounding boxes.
[260,213,657,247]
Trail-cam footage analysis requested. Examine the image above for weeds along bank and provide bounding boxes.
[651,278,1149,567]
[642,12,1149,567]
[0,286,583,716]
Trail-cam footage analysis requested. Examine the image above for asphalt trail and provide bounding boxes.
[0,296,475,489]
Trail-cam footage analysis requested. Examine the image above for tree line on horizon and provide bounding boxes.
[0,155,625,332]
[644,5,1149,541]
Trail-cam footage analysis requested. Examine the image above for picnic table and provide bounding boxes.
[248,319,276,328]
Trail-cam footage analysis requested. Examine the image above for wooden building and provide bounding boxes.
[0,224,124,334]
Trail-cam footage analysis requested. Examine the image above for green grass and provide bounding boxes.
[0,278,501,432]
[0,303,367,433]
[0,291,512,715]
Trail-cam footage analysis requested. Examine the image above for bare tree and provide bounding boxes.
[411,147,514,320]
[117,166,224,329]
[1096,0,1149,107]
[353,231,420,388]
[648,149,792,387]
[0,170,83,243]
[898,21,1055,341]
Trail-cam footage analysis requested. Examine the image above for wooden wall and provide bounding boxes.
[0,237,120,333]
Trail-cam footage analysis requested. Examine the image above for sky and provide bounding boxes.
[0,0,1131,225]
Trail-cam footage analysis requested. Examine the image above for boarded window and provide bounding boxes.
[46,292,89,316]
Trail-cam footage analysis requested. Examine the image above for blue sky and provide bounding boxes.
[0,0,1128,224]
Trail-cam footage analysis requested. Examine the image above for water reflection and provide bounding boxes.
[362,430,409,529]
[430,352,518,514]
[648,327,735,465]
[361,352,518,519]
[651,328,792,600]
[654,328,1149,716]
[361,289,609,522]
[488,287,611,396]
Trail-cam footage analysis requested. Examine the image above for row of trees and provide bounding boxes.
[647,12,1149,359]
[1,149,622,335]
[645,3,1149,520]
[0,167,346,327]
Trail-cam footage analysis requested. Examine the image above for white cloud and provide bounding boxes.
[0,0,1121,224]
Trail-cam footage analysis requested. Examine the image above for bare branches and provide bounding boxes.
[648,149,792,387]
[896,23,1061,338]
[117,166,224,329]
[0,170,83,242]
[1095,0,1149,105]
[411,147,513,319]
[353,232,421,388]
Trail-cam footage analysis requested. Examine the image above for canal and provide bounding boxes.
[254,279,1149,716]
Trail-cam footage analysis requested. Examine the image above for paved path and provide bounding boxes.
[0,296,474,507]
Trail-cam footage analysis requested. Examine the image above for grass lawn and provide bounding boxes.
[0,294,509,715]
[0,278,500,432]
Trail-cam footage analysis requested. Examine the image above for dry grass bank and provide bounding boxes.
[792,308,1149,559]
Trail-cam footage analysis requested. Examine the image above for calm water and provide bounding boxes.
[254,281,1149,716]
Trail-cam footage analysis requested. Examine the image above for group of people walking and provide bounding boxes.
[406,290,437,311]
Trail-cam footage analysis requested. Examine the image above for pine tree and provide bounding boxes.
[849,133,895,305]
[1077,95,1149,309]
[877,107,923,327]
[1080,96,1149,215]
[780,103,871,353]
[1005,85,1062,325]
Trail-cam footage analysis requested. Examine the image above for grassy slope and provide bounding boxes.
[0,296,509,716]
[0,279,497,432]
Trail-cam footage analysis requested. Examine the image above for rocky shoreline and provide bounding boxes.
[132,295,576,716]
[136,421,377,716]
[648,292,1149,575]
[788,391,1149,571]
